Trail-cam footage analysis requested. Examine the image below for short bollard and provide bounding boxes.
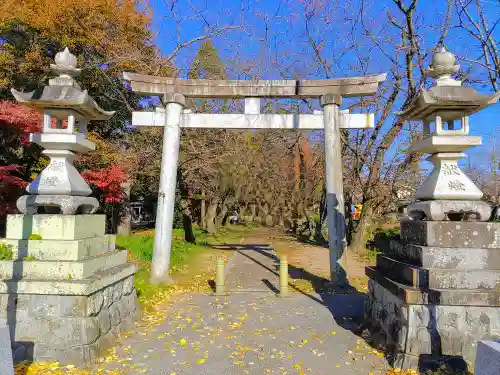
[215,256,226,295]
[279,254,289,297]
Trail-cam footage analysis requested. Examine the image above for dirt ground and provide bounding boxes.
[231,228,370,292]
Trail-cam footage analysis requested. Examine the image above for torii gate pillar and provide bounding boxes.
[321,94,346,285]
[151,93,185,284]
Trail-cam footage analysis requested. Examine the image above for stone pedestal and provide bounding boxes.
[365,218,500,370]
[0,214,138,365]
[474,341,500,375]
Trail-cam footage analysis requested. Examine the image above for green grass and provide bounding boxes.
[0,243,13,260]
[116,224,253,305]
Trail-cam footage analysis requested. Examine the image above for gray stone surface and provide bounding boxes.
[407,200,491,221]
[123,71,387,99]
[1,275,138,365]
[0,325,14,375]
[1,234,115,261]
[17,195,99,215]
[6,214,106,240]
[0,250,127,280]
[385,240,500,270]
[474,340,500,375]
[376,255,500,289]
[366,266,500,307]
[365,280,500,370]
[400,219,500,248]
[0,263,137,295]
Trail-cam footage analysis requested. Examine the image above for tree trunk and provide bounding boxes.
[344,196,355,247]
[205,200,218,235]
[260,202,270,226]
[181,199,196,243]
[200,190,206,228]
[278,205,285,227]
[218,198,229,227]
[177,171,196,243]
[350,201,374,253]
[117,182,131,236]
[250,203,256,222]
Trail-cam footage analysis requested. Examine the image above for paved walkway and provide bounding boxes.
[101,238,389,375]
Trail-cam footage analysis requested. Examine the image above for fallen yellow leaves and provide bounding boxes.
[13,269,217,375]
[385,369,419,375]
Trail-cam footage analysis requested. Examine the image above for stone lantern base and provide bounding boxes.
[365,219,500,370]
[0,214,138,365]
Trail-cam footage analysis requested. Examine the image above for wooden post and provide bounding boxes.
[321,94,347,286]
[215,256,226,295]
[150,93,185,284]
[279,254,289,296]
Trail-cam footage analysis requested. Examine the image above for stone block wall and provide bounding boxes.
[0,214,139,365]
[365,280,500,368]
[365,220,500,370]
[5,275,138,365]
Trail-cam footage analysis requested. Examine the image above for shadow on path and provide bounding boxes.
[212,243,367,334]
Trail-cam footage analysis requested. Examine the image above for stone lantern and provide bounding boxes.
[365,47,500,370]
[11,48,114,215]
[2,48,138,365]
[399,46,500,221]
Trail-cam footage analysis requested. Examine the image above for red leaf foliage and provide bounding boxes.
[0,165,27,189]
[0,165,28,215]
[0,101,42,144]
[82,165,127,203]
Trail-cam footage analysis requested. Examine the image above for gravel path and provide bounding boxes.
[101,236,389,375]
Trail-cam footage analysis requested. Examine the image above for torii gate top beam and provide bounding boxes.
[122,72,387,99]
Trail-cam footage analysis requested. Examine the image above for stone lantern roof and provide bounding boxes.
[399,46,500,121]
[11,48,114,120]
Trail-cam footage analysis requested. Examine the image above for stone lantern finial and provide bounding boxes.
[427,45,461,87]
[49,47,81,87]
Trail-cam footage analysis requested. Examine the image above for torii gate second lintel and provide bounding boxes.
[123,73,387,285]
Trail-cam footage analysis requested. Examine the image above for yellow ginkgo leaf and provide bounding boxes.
[179,338,188,346]
[197,359,206,364]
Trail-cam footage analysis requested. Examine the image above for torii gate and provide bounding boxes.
[123,73,386,285]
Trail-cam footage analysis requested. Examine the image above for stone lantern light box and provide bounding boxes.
[399,46,500,221]
[11,48,115,215]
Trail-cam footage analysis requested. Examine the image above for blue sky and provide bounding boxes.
[147,0,499,172]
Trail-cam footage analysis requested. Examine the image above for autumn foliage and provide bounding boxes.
[0,165,27,215]
[0,102,40,223]
[82,165,128,204]
[0,101,41,143]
